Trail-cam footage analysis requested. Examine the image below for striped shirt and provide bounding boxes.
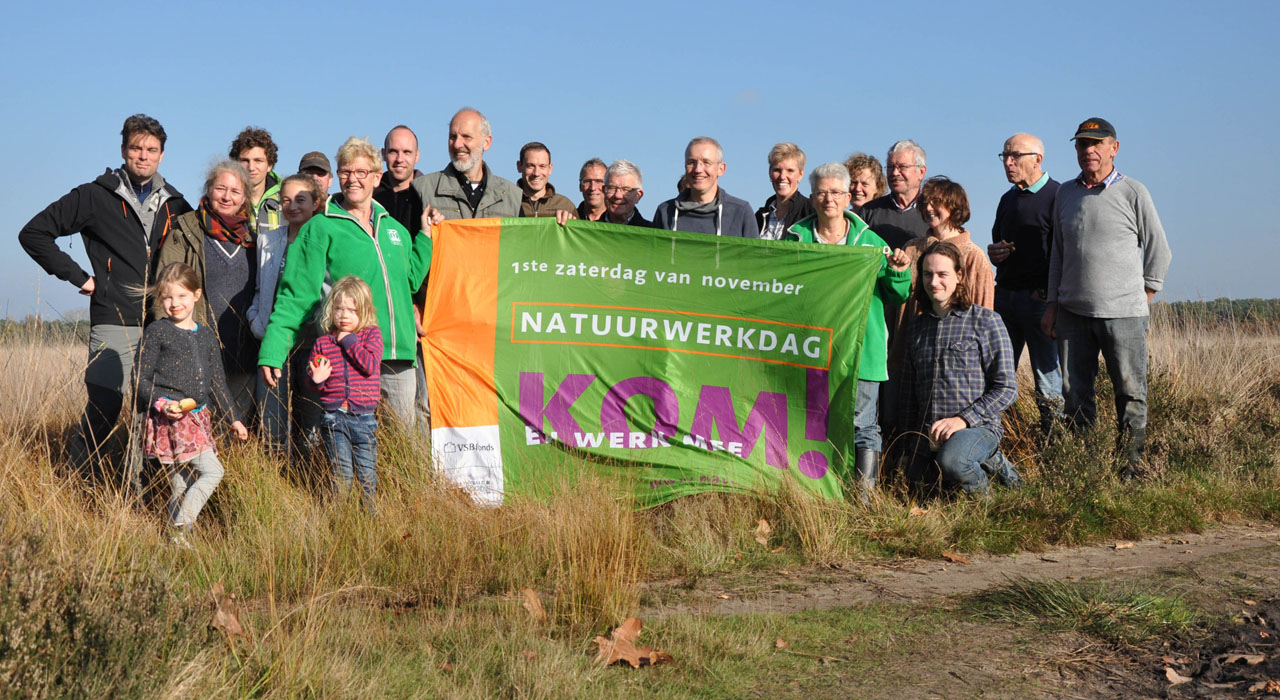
[901,304,1016,439]
[308,325,383,414]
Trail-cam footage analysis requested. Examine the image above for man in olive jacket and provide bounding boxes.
[411,108,520,220]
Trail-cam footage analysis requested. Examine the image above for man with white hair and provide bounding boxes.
[988,133,1063,439]
[411,107,520,220]
[1041,117,1172,479]
[601,159,650,227]
[652,137,758,237]
[860,139,930,250]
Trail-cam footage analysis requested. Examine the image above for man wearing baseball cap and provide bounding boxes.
[298,150,332,195]
[1040,117,1172,479]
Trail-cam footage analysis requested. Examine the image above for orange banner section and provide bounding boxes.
[424,219,501,427]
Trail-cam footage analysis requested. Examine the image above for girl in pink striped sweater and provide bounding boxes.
[308,276,382,510]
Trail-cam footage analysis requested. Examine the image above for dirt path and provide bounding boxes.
[645,523,1280,617]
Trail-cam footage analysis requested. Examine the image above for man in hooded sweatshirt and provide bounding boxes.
[652,137,758,238]
[19,114,193,481]
[230,126,283,236]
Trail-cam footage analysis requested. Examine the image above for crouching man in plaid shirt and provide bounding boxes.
[901,241,1019,496]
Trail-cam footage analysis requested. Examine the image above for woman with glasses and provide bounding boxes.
[783,163,911,503]
[257,137,442,429]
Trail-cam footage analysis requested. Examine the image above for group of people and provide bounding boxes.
[19,108,1171,536]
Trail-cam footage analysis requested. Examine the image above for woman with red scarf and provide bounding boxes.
[154,160,260,421]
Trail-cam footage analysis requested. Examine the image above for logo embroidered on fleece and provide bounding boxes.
[387,228,402,244]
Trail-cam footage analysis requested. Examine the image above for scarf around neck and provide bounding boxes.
[199,196,254,248]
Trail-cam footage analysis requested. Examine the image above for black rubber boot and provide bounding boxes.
[1121,428,1146,481]
[855,449,880,505]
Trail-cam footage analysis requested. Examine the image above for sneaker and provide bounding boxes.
[170,524,193,550]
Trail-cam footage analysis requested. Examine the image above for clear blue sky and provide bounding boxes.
[2,0,1275,319]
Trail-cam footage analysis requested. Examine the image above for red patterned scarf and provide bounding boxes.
[198,197,254,248]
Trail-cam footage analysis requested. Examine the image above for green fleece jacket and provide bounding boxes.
[785,211,910,382]
[258,195,432,368]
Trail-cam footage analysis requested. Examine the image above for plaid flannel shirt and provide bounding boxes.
[901,303,1017,439]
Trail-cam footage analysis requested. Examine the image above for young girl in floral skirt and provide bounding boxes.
[136,262,248,545]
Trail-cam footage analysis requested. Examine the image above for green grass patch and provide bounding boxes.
[966,577,1202,645]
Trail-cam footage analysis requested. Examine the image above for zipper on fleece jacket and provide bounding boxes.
[325,206,399,358]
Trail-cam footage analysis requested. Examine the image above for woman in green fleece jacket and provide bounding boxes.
[784,162,912,501]
[258,137,441,426]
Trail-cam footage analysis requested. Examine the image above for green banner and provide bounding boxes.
[425,217,882,507]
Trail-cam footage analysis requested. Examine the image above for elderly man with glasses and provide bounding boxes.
[987,133,1064,440]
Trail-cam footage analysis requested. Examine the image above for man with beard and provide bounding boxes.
[411,107,520,220]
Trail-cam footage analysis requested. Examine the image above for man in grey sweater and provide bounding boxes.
[1041,118,1172,478]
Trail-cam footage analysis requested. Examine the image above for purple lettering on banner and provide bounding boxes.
[519,372,595,440]
[797,450,829,479]
[600,376,679,444]
[689,386,789,469]
[805,368,829,441]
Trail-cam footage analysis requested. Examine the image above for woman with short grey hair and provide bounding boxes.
[783,163,911,503]
[754,142,815,240]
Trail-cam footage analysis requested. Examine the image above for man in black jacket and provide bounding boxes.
[19,114,192,481]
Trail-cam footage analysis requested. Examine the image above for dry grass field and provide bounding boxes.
[1,310,1277,698]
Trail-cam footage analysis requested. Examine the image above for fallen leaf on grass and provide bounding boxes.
[775,638,790,649]
[771,546,787,554]
[734,552,743,561]
[1113,541,1135,550]
[941,551,973,565]
[754,519,772,546]
[521,650,537,661]
[521,588,547,622]
[593,618,673,668]
[1221,653,1266,665]
[1245,599,1258,606]
[209,582,247,641]
[1250,679,1280,693]
[717,594,731,600]
[1261,631,1271,639]
[1165,667,1194,685]
[909,505,929,517]
[438,662,454,671]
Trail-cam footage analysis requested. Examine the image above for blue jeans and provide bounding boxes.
[854,380,881,451]
[995,288,1063,427]
[1055,308,1149,435]
[935,426,1002,496]
[321,411,378,511]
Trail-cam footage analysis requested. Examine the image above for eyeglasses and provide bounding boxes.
[886,163,921,173]
[684,159,721,169]
[580,178,604,188]
[998,152,1038,161]
[813,190,849,200]
[604,185,637,196]
[337,168,371,181]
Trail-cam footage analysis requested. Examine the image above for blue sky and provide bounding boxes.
[1,0,1275,319]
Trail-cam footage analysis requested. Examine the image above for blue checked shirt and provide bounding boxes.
[901,303,1017,439]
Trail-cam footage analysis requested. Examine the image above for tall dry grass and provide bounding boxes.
[1,313,1278,697]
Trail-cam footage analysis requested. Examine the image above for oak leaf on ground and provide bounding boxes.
[754,519,772,546]
[521,588,548,622]
[209,582,247,641]
[940,551,973,565]
[1164,667,1193,685]
[593,617,674,668]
